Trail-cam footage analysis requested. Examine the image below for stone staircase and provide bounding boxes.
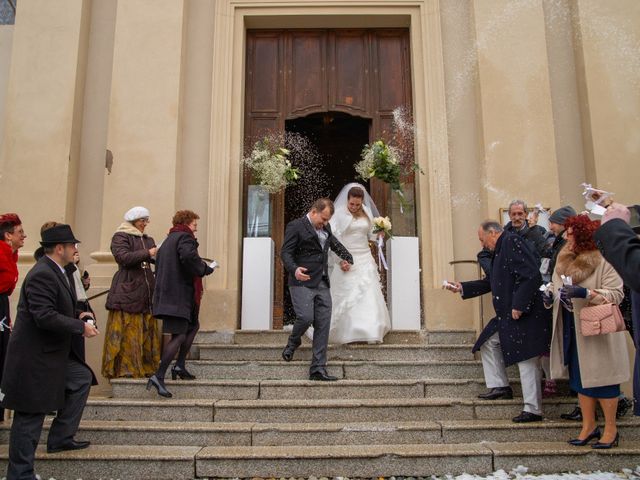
[1,329,639,479]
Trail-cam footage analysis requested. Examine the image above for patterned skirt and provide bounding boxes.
[101,311,161,379]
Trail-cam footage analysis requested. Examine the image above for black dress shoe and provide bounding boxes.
[146,374,173,398]
[47,439,91,453]
[477,387,513,400]
[309,372,338,381]
[512,411,543,423]
[560,406,582,421]
[282,347,294,362]
[568,427,601,446]
[592,432,619,449]
[171,365,196,380]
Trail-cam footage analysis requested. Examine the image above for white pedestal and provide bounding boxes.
[387,236,421,330]
[241,237,274,330]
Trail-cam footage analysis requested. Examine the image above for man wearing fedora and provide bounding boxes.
[1,224,99,480]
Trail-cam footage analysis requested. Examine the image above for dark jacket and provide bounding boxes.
[505,221,546,261]
[152,231,212,322]
[463,231,551,366]
[281,216,353,288]
[105,228,156,314]
[1,257,95,413]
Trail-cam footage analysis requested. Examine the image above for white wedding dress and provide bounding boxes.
[329,215,391,344]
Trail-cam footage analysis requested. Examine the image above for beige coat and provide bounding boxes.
[549,246,629,388]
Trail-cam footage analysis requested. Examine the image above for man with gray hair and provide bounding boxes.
[505,199,546,259]
[446,220,552,422]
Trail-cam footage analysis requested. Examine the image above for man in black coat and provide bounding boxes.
[446,220,551,422]
[281,198,353,381]
[504,199,547,259]
[1,225,99,480]
[595,202,640,416]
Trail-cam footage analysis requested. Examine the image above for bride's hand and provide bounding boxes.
[339,260,351,272]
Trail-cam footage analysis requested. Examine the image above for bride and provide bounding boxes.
[328,183,391,344]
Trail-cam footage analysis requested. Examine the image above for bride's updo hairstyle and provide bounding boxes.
[347,186,365,200]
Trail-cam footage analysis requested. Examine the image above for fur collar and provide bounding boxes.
[554,245,602,284]
[115,222,144,237]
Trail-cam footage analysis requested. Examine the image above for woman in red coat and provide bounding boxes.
[0,213,26,421]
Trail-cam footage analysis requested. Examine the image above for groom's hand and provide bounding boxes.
[340,260,351,272]
[295,267,311,281]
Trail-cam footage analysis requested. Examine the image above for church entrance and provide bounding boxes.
[282,112,371,323]
[243,28,413,328]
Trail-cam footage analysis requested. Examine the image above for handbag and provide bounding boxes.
[579,303,626,336]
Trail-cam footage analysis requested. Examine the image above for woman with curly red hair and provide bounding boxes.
[0,213,26,421]
[546,214,628,449]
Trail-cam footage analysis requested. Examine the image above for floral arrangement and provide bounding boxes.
[372,216,393,238]
[355,140,401,192]
[243,136,300,194]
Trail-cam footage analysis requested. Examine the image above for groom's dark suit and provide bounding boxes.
[281,215,353,375]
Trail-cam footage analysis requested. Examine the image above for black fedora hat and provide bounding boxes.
[40,224,81,246]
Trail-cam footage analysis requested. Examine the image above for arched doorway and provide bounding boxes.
[282,112,372,322]
[243,28,414,328]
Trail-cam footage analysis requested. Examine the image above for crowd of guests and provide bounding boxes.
[446,199,640,450]
[0,208,215,479]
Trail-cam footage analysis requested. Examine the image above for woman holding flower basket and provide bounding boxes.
[328,183,391,344]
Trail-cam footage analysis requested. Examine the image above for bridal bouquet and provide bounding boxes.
[243,136,300,194]
[372,216,393,238]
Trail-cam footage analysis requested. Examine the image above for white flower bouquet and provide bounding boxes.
[372,216,393,238]
[243,135,300,194]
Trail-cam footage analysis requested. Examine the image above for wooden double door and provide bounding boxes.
[244,28,413,327]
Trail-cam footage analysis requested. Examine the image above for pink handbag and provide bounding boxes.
[579,303,626,336]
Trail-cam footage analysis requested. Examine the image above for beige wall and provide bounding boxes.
[0,25,13,157]
[1,1,639,392]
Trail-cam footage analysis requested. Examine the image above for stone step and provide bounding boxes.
[212,397,577,423]
[2,418,638,448]
[214,329,476,345]
[197,343,475,361]
[79,397,576,423]
[186,359,503,379]
[0,444,200,480]
[195,441,640,477]
[110,377,570,400]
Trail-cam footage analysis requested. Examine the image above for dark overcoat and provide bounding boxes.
[595,218,640,414]
[1,257,94,413]
[281,216,353,288]
[463,231,551,366]
[105,230,156,313]
[152,231,212,322]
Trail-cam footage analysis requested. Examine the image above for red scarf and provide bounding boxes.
[168,224,204,306]
[0,241,18,296]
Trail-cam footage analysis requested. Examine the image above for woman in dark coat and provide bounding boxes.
[147,210,216,397]
[102,206,160,378]
[0,213,26,421]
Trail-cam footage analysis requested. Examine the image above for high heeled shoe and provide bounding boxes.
[171,365,196,380]
[592,432,619,449]
[146,375,172,398]
[568,427,601,446]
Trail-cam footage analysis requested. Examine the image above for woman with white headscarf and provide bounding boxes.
[102,206,161,378]
[328,183,391,344]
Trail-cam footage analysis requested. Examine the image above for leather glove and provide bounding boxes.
[542,290,554,308]
[560,285,588,301]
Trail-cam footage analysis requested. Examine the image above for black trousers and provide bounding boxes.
[6,359,92,480]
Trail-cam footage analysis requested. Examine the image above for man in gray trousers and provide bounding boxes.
[281,198,353,381]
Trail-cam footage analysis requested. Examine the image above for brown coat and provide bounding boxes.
[105,223,156,314]
[549,246,629,388]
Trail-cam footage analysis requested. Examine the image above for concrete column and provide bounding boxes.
[91,0,187,275]
[0,0,90,255]
[472,0,561,217]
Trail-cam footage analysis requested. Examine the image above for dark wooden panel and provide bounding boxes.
[248,34,281,113]
[287,31,327,116]
[373,33,407,113]
[329,30,369,114]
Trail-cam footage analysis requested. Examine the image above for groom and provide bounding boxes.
[281,198,353,381]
